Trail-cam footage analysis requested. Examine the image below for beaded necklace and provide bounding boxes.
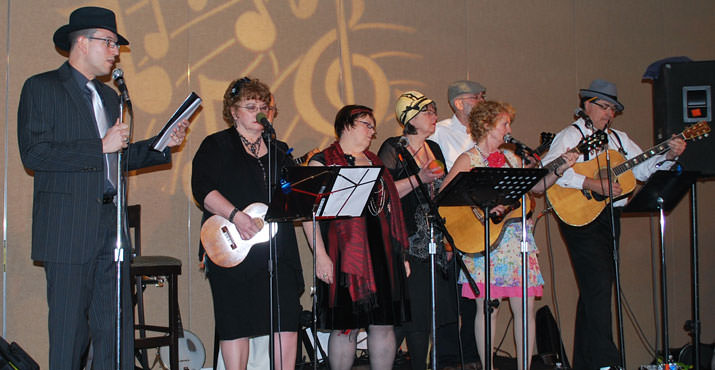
[239,133,267,183]
[346,152,386,216]
[239,134,262,157]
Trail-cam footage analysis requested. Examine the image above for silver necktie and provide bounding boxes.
[86,81,118,190]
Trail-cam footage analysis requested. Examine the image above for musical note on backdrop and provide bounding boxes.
[188,0,208,12]
[113,0,172,115]
[124,0,169,62]
[235,0,276,52]
[197,73,231,134]
[289,0,319,19]
[143,0,170,60]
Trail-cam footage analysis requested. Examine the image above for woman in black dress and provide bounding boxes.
[377,91,452,370]
[302,105,411,370]
[191,77,303,369]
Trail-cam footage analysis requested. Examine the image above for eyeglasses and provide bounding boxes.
[87,36,120,49]
[457,93,485,101]
[591,100,618,113]
[236,104,270,113]
[419,105,437,115]
[355,119,376,131]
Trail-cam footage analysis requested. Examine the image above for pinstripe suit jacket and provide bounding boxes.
[18,62,171,264]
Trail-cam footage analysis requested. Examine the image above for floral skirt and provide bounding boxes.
[458,222,544,298]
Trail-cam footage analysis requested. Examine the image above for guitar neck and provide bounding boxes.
[544,157,565,173]
[612,135,678,176]
[543,146,580,173]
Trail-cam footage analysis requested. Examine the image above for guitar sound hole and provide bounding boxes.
[220,226,237,250]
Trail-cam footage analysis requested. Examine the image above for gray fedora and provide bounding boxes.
[53,7,129,52]
[579,79,624,112]
[448,80,486,106]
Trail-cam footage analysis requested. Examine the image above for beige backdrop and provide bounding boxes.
[1,0,714,368]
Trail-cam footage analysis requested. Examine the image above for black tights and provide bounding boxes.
[395,327,430,370]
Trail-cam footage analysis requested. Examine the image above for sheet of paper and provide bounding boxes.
[320,167,380,217]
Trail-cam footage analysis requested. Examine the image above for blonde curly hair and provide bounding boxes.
[468,101,515,142]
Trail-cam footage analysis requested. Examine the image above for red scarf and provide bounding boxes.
[323,141,408,307]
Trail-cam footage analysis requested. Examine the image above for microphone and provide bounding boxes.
[504,134,538,163]
[256,112,272,129]
[397,136,409,148]
[574,108,593,128]
[255,112,276,139]
[503,134,536,153]
[112,68,130,103]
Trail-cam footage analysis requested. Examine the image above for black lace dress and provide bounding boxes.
[377,137,457,331]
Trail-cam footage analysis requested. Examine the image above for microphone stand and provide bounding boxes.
[393,141,440,370]
[115,95,133,370]
[511,145,532,370]
[262,122,277,370]
[260,118,302,370]
[262,120,312,369]
[584,114,626,369]
[689,182,701,370]
[393,139,479,370]
[603,126,627,369]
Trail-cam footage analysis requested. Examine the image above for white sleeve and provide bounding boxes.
[617,130,671,181]
[541,125,587,189]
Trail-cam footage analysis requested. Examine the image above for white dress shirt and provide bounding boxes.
[428,114,475,171]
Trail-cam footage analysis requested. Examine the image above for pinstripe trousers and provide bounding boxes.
[44,202,134,370]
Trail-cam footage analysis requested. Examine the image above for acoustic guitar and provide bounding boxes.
[200,202,276,268]
[440,130,607,254]
[200,149,319,268]
[546,121,710,226]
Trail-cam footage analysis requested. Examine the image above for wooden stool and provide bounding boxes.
[127,205,183,370]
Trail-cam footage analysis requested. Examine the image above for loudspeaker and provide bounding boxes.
[536,305,570,368]
[0,337,38,370]
[653,60,715,177]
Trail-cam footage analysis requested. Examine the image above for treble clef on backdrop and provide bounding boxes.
[293,0,416,136]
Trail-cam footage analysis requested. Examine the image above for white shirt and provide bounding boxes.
[428,114,474,171]
[541,118,672,207]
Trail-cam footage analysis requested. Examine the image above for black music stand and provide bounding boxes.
[266,166,383,222]
[266,165,382,370]
[623,170,697,366]
[435,167,546,370]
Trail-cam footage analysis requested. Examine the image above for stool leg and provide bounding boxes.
[169,273,179,370]
[135,275,150,369]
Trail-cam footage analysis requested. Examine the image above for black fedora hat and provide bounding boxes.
[53,7,129,52]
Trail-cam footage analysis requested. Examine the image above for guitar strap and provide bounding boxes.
[571,124,589,160]
[572,124,628,159]
[607,129,628,156]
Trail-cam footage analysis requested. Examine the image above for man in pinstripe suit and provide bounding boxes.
[17,7,189,369]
